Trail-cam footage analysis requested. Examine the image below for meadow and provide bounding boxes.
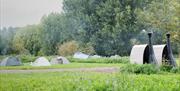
[0,72,180,91]
[0,63,124,70]
[0,56,180,91]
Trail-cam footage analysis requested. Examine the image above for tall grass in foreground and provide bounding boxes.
[0,72,180,91]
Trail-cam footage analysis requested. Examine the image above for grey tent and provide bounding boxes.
[50,56,70,64]
[0,57,22,66]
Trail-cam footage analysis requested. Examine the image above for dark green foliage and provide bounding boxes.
[160,65,180,73]
[18,55,37,63]
[40,13,77,55]
[121,64,159,74]
[160,65,173,72]
[63,0,148,56]
[170,67,180,73]
[68,57,129,63]
[0,27,16,55]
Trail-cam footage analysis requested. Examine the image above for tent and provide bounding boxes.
[90,55,101,58]
[50,56,70,64]
[153,45,168,65]
[130,44,149,64]
[110,55,120,59]
[73,52,89,59]
[0,57,22,66]
[32,57,51,66]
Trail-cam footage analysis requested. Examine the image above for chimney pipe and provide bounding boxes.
[166,33,177,67]
[148,32,157,64]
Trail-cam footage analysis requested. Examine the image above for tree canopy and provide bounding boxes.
[0,0,179,56]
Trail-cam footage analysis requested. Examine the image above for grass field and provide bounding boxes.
[0,56,180,91]
[0,72,180,91]
[0,63,124,70]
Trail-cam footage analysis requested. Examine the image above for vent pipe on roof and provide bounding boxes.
[148,32,157,64]
[166,33,177,67]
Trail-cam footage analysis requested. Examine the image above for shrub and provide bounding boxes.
[170,67,180,73]
[78,43,95,55]
[121,64,159,75]
[67,57,129,64]
[160,65,173,72]
[160,64,180,73]
[58,41,78,56]
[18,55,37,63]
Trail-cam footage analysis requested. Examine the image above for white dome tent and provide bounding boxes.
[32,57,51,66]
[73,52,89,59]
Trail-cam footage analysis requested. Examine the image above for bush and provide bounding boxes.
[160,65,180,73]
[170,67,180,73]
[58,41,78,56]
[67,57,129,64]
[121,64,159,75]
[160,65,173,72]
[78,43,95,55]
[18,55,37,63]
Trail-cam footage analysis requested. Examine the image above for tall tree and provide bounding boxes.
[63,0,152,56]
[136,0,180,54]
[41,13,74,55]
[13,25,42,55]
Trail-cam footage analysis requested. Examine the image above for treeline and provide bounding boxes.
[0,0,179,56]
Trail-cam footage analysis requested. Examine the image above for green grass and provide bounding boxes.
[0,72,180,91]
[68,57,129,63]
[0,63,124,70]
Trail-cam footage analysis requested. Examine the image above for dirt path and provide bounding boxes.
[0,67,119,74]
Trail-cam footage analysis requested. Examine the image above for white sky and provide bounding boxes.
[0,0,63,28]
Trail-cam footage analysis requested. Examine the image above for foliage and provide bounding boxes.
[170,67,180,74]
[136,0,180,54]
[1,0,179,56]
[41,13,75,55]
[160,65,173,72]
[0,27,16,55]
[68,57,129,64]
[160,65,180,73]
[121,64,159,74]
[58,41,79,56]
[12,25,42,55]
[78,43,96,55]
[0,72,180,91]
[18,55,37,63]
[63,0,151,56]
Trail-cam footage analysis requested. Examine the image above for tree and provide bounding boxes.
[63,0,152,56]
[136,0,180,54]
[0,27,16,55]
[13,25,42,55]
[41,13,74,55]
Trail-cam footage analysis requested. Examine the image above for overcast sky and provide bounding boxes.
[0,0,63,28]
